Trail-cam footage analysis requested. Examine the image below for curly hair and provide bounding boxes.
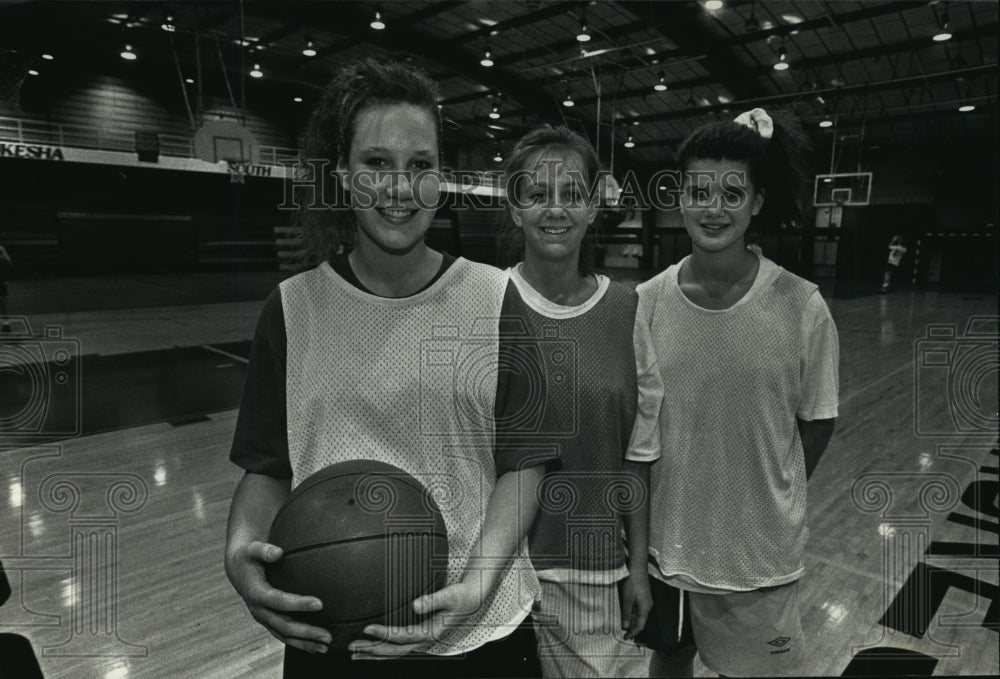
[296,57,442,263]
[496,125,605,274]
[675,109,813,232]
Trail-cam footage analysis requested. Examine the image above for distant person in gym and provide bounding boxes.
[881,234,907,292]
[632,108,840,677]
[224,57,551,678]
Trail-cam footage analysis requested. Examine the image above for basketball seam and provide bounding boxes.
[290,463,429,497]
[279,535,449,625]
[278,469,439,521]
[323,573,448,626]
[278,532,449,558]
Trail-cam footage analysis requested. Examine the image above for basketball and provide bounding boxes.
[265,460,449,651]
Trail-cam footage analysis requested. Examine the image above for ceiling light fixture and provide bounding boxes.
[185,77,194,84]
[704,1,724,11]
[959,85,975,112]
[371,7,386,31]
[250,63,263,78]
[41,53,54,60]
[577,9,590,42]
[120,44,137,61]
[493,148,503,163]
[933,12,951,42]
[624,134,635,148]
[489,103,500,120]
[773,47,789,71]
[819,119,833,128]
[654,71,668,92]
[161,15,175,32]
[562,92,574,107]
[481,44,494,67]
[302,37,316,57]
[28,69,39,76]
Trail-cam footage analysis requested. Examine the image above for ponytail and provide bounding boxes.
[757,110,812,229]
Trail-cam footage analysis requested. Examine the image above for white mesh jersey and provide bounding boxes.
[633,255,839,591]
[279,259,540,655]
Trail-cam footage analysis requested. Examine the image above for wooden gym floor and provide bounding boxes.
[0,270,996,679]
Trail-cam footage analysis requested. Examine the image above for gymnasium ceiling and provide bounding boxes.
[1,0,997,171]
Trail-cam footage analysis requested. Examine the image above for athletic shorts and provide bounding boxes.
[637,577,804,677]
[531,578,646,678]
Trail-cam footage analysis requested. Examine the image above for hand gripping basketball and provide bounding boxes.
[227,540,333,654]
[347,578,483,658]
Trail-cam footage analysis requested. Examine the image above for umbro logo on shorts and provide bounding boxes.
[768,637,792,654]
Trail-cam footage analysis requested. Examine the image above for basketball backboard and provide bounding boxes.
[813,172,873,207]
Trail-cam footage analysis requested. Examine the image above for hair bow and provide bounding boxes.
[733,108,774,140]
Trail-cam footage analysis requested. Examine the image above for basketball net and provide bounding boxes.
[225,159,249,184]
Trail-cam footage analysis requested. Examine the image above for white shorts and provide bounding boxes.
[688,581,805,677]
[532,577,647,678]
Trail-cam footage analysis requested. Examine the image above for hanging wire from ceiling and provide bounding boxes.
[168,31,196,130]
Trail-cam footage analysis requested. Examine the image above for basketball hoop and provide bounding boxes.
[0,50,31,111]
[813,172,873,207]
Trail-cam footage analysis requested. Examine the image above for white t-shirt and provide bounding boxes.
[631,255,839,592]
[888,244,907,267]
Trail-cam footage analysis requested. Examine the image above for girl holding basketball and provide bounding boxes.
[632,108,839,677]
[225,58,551,677]
[497,125,655,677]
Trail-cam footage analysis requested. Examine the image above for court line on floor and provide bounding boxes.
[804,550,906,590]
[201,344,250,364]
[839,359,913,409]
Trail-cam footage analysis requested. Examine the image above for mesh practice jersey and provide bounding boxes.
[233,258,550,655]
[506,265,644,583]
[634,255,839,591]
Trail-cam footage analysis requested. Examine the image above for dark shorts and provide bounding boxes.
[283,616,541,678]
[634,575,697,663]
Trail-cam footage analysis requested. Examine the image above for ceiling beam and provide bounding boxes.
[447,1,582,46]
[566,22,999,109]
[621,1,760,101]
[618,63,997,126]
[632,101,997,152]
[283,1,465,65]
[724,1,927,47]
